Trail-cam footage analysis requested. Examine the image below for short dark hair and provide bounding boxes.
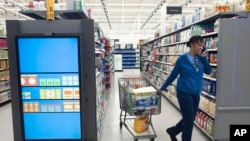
[187,35,203,47]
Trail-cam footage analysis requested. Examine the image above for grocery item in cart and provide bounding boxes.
[134,115,149,133]
[131,86,160,115]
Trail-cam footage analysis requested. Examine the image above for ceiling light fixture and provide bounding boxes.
[100,0,111,29]
[140,0,166,30]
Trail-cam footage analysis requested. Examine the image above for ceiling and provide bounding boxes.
[0,0,244,40]
[84,0,213,35]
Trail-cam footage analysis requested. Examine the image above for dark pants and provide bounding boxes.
[168,90,200,141]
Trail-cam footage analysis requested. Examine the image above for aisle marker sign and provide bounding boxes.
[46,0,55,20]
[246,0,250,12]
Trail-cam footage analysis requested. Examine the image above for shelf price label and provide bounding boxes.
[46,0,54,20]
[246,0,250,12]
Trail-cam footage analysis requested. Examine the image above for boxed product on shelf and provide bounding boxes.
[203,79,216,96]
[0,80,10,90]
[0,70,9,80]
[208,53,217,64]
[204,37,218,49]
[0,50,8,58]
[213,0,234,13]
[0,39,7,48]
[0,60,8,69]
[196,111,215,136]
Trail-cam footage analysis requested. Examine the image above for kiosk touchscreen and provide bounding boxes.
[16,36,82,140]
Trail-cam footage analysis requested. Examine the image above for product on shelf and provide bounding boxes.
[208,53,217,64]
[196,111,215,136]
[213,0,233,13]
[0,39,7,48]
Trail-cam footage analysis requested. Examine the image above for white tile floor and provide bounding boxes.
[0,69,209,141]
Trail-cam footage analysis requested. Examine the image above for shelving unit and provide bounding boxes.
[104,40,114,90]
[140,12,250,141]
[114,49,139,69]
[0,36,10,105]
[20,10,89,20]
[95,38,114,140]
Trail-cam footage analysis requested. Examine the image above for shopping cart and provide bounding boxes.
[118,77,161,141]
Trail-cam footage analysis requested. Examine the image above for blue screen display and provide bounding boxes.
[17,36,81,140]
[17,37,79,73]
[24,113,81,139]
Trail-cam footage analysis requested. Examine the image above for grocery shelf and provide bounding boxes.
[203,76,216,81]
[202,91,216,99]
[153,67,169,74]
[210,63,217,67]
[141,12,242,46]
[166,53,182,56]
[122,55,136,58]
[122,67,140,69]
[20,10,89,20]
[0,58,8,60]
[0,36,6,39]
[0,98,11,105]
[0,47,8,50]
[156,61,172,65]
[145,59,153,62]
[198,107,215,119]
[201,32,218,37]
[194,122,214,141]
[95,41,102,45]
[161,91,180,110]
[207,48,218,51]
[0,87,10,92]
[164,40,188,47]
[114,51,136,54]
[140,11,250,141]
[153,45,161,48]
[123,59,137,61]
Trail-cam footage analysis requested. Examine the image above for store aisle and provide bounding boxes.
[100,69,209,141]
[0,69,209,141]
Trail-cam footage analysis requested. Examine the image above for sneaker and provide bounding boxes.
[166,128,178,141]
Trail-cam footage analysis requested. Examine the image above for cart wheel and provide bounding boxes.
[150,138,155,141]
[134,139,138,141]
[120,122,123,129]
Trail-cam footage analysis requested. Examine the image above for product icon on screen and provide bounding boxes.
[46,90,55,99]
[21,75,38,86]
[27,75,38,86]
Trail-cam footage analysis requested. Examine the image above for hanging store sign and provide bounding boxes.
[167,6,182,14]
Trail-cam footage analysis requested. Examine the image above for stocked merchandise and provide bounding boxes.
[0,37,10,104]
[195,111,215,136]
[115,49,139,69]
[0,38,7,48]
[2,0,250,141]
[140,12,250,141]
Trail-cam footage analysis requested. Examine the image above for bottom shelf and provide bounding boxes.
[123,67,140,69]
[0,98,11,106]
[194,122,214,140]
[115,70,123,72]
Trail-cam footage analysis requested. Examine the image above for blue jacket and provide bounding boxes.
[160,53,212,95]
